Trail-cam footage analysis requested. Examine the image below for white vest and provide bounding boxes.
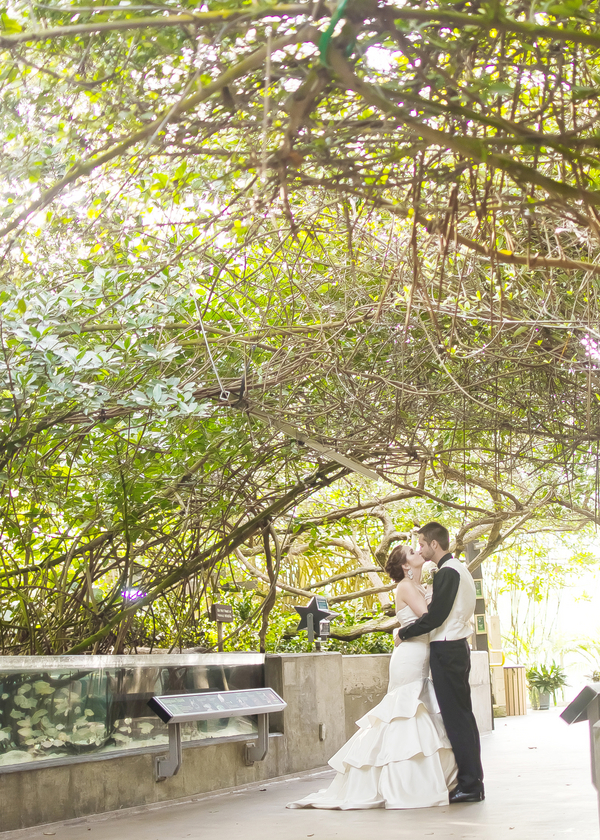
[429,557,476,642]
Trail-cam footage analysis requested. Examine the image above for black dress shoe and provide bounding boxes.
[449,788,485,804]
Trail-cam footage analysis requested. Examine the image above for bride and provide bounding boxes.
[287,543,458,809]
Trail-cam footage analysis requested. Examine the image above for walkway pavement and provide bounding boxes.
[10,708,598,840]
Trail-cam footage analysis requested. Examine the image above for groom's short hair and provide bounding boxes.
[418,522,450,551]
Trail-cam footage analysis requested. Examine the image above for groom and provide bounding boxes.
[396,521,484,803]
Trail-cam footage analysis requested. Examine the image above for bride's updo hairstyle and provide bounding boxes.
[385,545,409,583]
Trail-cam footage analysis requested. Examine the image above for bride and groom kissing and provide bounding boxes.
[288,522,485,810]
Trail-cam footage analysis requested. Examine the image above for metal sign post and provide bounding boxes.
[466,541,488,652]
[306,613,314,646]
[156,719,183,780]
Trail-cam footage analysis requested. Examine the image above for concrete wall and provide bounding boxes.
[0,735,287,832]
[265,653,347,774]
[342,654,391,740]
[342,650,492,740]
[0,650,492,832]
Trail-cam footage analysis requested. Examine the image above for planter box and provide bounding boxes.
[539,691,551,710]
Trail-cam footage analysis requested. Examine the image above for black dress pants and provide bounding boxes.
[429,638,484,793]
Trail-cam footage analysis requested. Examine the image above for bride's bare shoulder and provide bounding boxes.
[395,578,413,607]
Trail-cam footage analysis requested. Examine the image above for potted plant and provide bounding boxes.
[526,663,568,710]
[586,668,600,683]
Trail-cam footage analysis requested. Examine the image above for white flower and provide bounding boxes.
[421,562,438,587]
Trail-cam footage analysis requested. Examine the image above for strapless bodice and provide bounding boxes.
[396,604,419,629]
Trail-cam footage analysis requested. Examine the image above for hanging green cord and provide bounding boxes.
[318,0,349,67]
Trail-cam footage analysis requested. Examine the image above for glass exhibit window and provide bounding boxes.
[0,654,264,769]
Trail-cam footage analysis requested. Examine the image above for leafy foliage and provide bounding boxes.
[2,0,600,651]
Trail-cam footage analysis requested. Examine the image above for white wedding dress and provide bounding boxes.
[287,605,458,809]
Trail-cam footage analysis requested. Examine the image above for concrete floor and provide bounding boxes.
[6,707,598,840]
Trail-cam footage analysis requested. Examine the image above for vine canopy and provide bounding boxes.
[1,0,600,651]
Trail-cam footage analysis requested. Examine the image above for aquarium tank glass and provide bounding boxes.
[0,654,264,769]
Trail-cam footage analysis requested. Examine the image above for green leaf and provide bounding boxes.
[1,14,22,33]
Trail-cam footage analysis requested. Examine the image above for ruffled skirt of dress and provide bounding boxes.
[287,639,457,810]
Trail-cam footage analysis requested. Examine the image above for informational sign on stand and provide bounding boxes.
[293,595,337,650]
[211,603,234,623]
[210,603,234,651]
[148,687,286,724]
[147,687,287,780]
[561,685,600,832]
